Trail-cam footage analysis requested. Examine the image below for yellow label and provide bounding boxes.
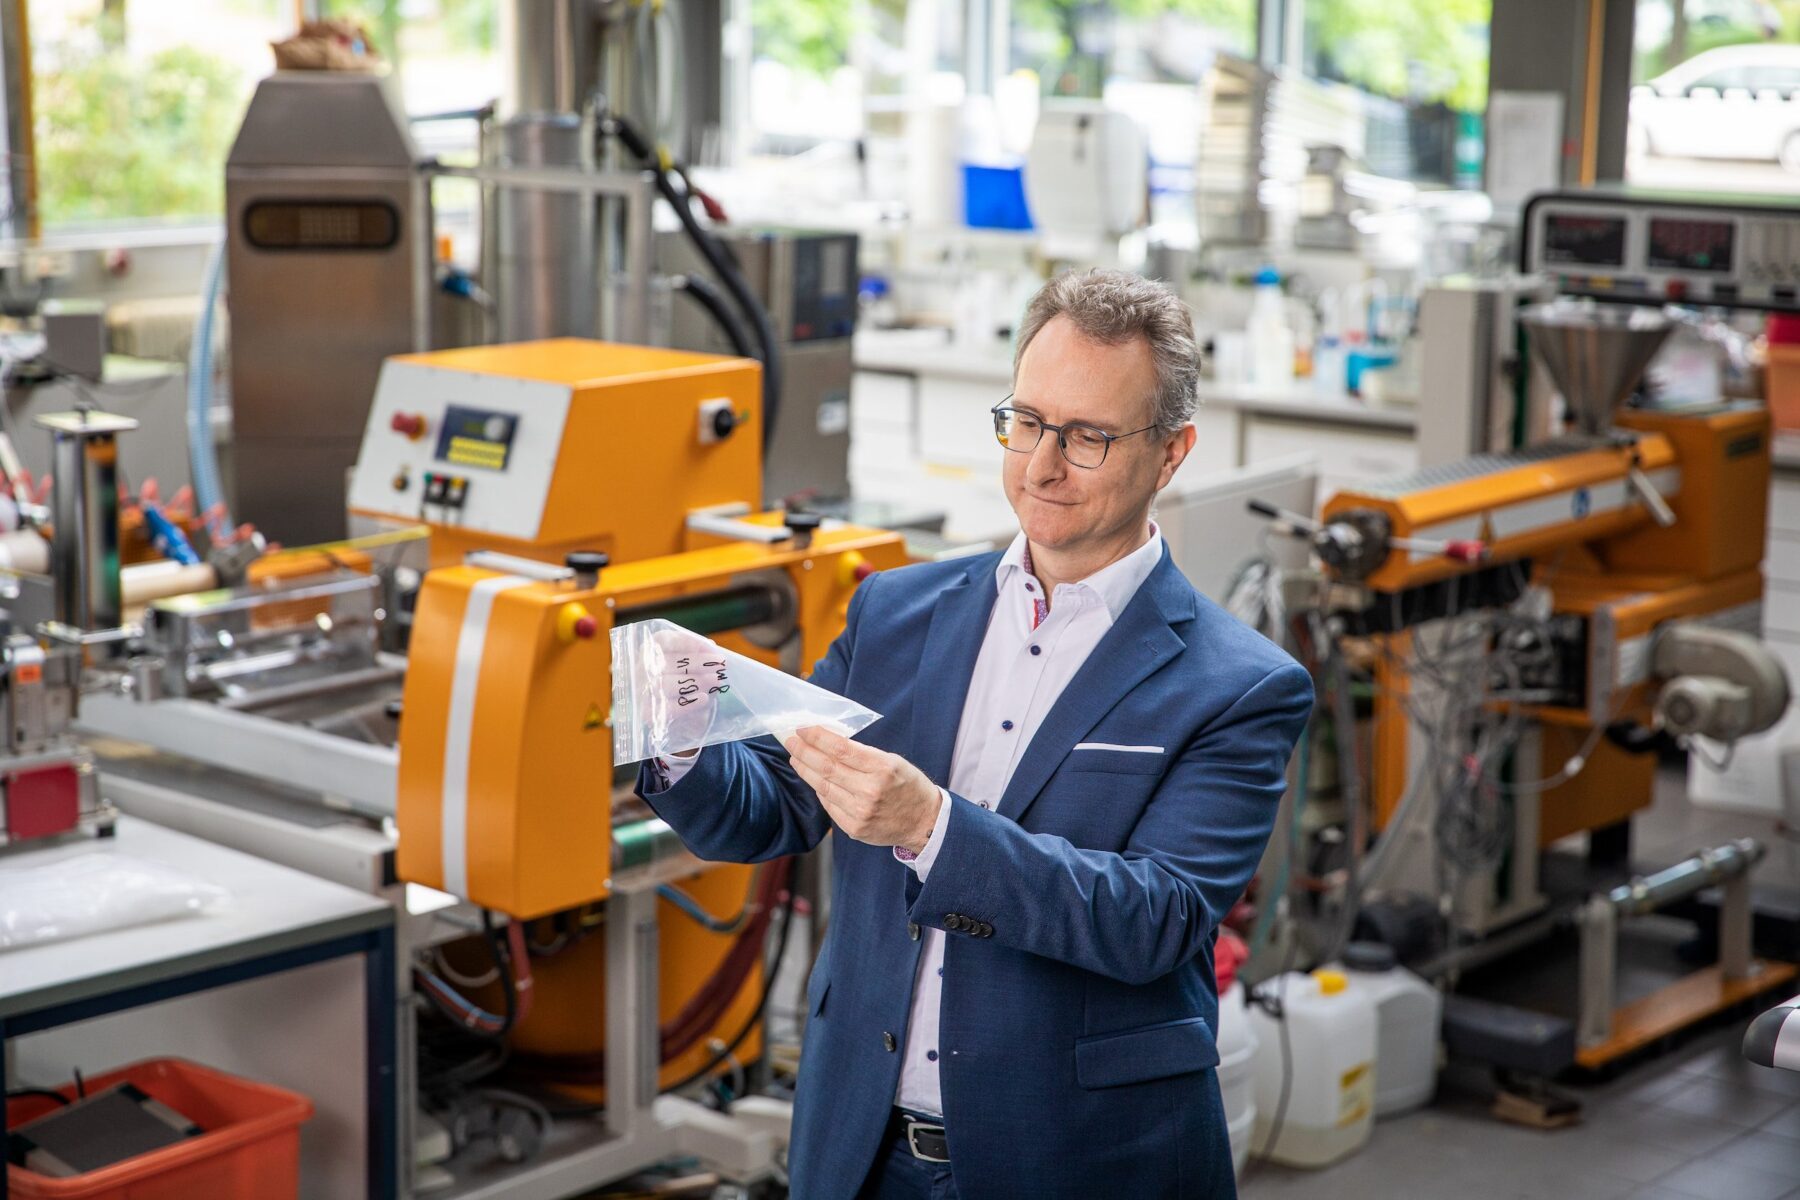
[447,436,507,468]
[583,703,604,731]
[1338,1062,1374,1127]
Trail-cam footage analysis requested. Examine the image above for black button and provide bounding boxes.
[944,913,961,929]
[1030,645,1041,656]
[908,922,920,941]
[1001,720,1014,731]
[883,1032,897,1052]
[978,923,994,938]
[927,1050,939,1062]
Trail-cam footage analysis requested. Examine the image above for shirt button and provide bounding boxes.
[927,1050,939,1062]
[1001,720,1014,731]
[1024,582,1034,592]
[883,1032,897,1052]
[1030,645,1041,656]
[937,967,944,977]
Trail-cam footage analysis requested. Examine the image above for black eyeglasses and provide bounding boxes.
[991,398,1158,469]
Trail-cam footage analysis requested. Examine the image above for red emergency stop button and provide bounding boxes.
[391,412,428,440]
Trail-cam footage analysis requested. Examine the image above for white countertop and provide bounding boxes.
[1776,431,1800,474]
[0,815,392,1018]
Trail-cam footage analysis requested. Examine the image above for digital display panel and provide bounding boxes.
[1646,217,1735,273]
[1541,213,1628,267]
[242,201,400,250]
[435,406,519,472]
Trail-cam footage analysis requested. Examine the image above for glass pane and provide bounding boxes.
[321,1,499,112]
[1627,0,1800,189]
[1299,0,1492,186]
[748,0,929,155]
[1010,0,1255,98]
[30,0,289,230]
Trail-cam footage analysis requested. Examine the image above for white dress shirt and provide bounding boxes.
[656,525,1165,1117]
[893,526,1163,1115]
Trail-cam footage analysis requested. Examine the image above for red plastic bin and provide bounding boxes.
[5,1058,313,1200]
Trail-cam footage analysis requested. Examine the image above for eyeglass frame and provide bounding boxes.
[990,396,1162,469]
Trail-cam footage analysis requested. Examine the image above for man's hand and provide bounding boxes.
[785,726,942,854]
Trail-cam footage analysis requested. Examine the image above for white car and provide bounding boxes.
[1630,44,1800,171]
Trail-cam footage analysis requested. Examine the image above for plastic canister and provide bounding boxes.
[1246,267,1295,391]
[1216,979,1259,1178]
[1248,968,1376,1168]
[1338,941,1441,1118]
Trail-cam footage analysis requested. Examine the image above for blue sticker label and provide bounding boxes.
[1572,487,1592,519]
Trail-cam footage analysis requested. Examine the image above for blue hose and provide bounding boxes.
[187,237,231,534]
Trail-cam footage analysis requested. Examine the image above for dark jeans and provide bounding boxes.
[854,1111,961,1200]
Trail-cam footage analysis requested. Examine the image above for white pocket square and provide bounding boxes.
[1073,742,1164,754]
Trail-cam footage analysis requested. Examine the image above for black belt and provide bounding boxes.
[893,1109,949,1163]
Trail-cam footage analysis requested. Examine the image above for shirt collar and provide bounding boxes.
[995,523,1163,622]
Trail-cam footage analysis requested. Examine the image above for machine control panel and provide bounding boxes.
[349,361,572,540]
[1522,191,1800,312]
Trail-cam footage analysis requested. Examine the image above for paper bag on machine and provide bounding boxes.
[611,618,881,764]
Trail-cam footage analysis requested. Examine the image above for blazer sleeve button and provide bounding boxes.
[883,1031,897,1052]
[908,922,921,941]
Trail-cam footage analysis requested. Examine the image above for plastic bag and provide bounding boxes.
[611,618,881,764]
[0,853,229,952]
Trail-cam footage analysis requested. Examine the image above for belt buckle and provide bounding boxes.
[904,1117,949,1163]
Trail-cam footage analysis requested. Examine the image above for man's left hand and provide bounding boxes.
[785,727,942,854]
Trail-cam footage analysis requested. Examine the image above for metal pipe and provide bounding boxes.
[1606,838,1764,916]
[613,583,783,637]
[215,665,405,713]
[39,410,136,644]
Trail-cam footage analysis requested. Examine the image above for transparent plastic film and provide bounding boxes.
[611,618,881,764]
[0,852,229,951]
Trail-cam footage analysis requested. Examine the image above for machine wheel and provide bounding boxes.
[1781,131,1800,174]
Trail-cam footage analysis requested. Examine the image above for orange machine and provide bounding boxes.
[346,338,907,1094]
[1324,403,1772,836]
[1301,296,1793,1069]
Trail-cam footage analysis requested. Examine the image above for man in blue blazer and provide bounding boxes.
[642,269,1313,1198]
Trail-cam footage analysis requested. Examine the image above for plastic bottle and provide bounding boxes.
[1246,267,1294,392]
[1248,968,1376,1168]
[1336,942,1441,1117]
[1217,979,1260,1179]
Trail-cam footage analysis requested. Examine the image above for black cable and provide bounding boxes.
[670,273,755,359]
[661,884,798,1095]
[540,887,799,1116]
[482,908,518,1028]
[1245,934,1302,1175]
[602,113,783,459]
[5,1088,70,1107]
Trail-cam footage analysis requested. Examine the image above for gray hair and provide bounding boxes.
[1013,268,1199,436]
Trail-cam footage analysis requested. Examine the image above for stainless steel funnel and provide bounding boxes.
[1520,299,1673,437]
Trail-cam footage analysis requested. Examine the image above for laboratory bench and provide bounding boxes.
[0,816,398,1199]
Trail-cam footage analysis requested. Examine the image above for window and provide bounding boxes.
[1009,0,1256,98]
[1627,0,1800,187]
[745,0,954,155]
[320,1,501,123]
[30,0,289,230]
[1299,0,1491,185]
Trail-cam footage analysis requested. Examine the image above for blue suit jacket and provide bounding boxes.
[641,545,1313,1199]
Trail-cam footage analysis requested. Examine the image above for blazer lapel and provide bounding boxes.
[909,556,1002,787]
[996,552,1195,825]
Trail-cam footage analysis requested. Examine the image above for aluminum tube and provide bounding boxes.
[1606,838,1765,917]
[495,114,597,342]
[47,424,126,635]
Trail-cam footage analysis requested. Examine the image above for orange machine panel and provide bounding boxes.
[1322,435,1675,593]
[1605,405,1771,581]
[396,521,910,918]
